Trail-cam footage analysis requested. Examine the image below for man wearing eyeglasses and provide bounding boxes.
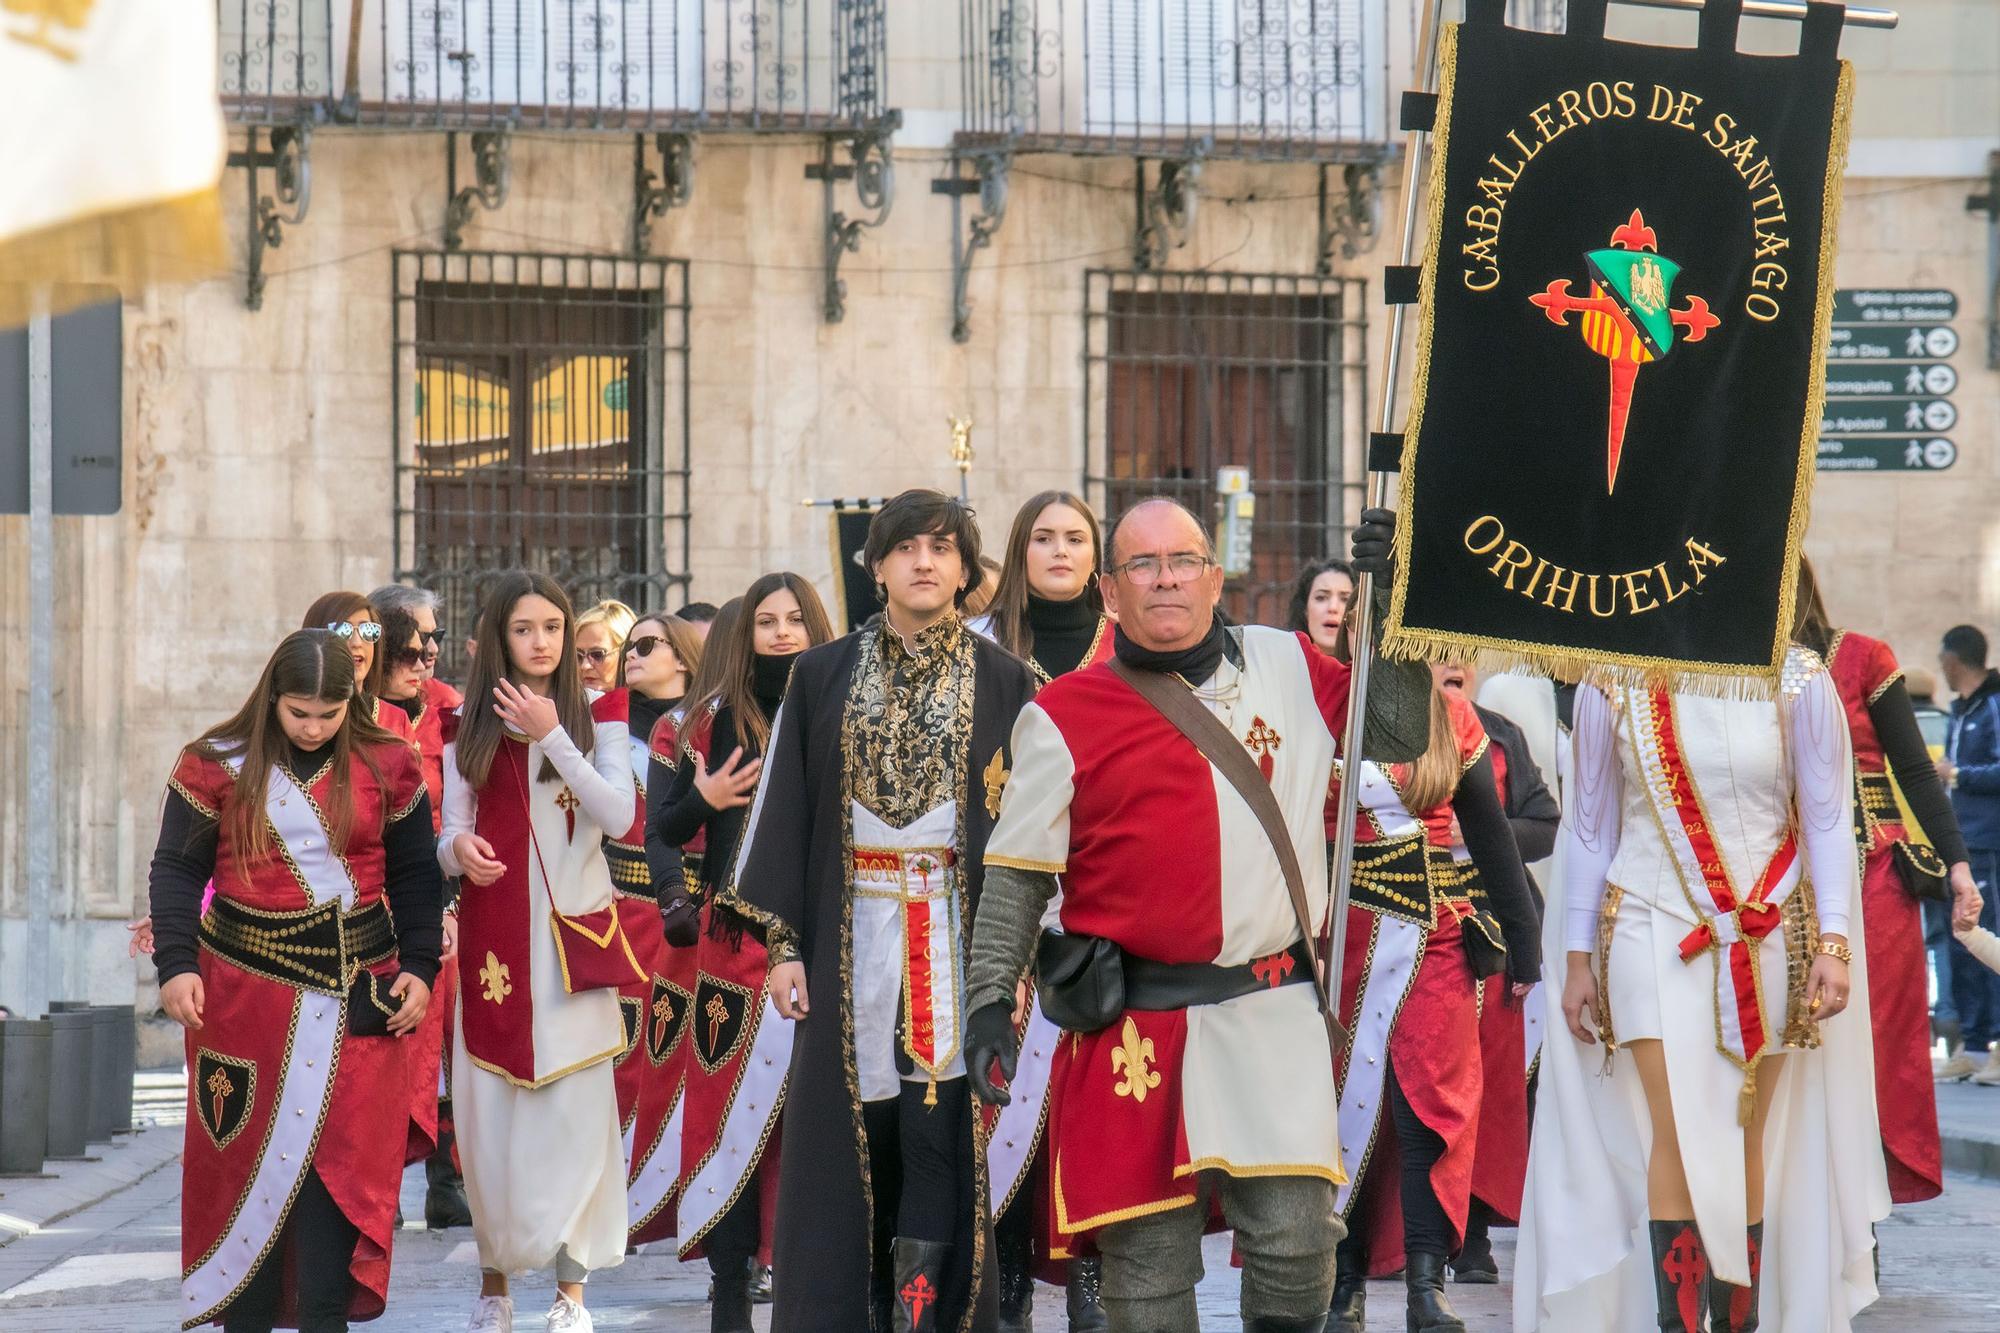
[964,501,1432,1333]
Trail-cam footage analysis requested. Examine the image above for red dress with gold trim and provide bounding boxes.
[393,677,464,1167]
[1468,740,1533,1226]
[1829,630,1941,1204]
[1331,692,1489,1275]
[168,741,424,1329]
[605,692,695,1246]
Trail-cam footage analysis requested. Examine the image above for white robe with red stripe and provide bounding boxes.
[1515,651,1888,1330]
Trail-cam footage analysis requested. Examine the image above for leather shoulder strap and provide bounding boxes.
[1108,658,1346,1050]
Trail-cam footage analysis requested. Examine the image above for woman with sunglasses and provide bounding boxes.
[149,629,441,1333]
[442,572,637,1333]
[651,574,832,1333]
[373,584,474,1230]
[574,600,638,694]
[305,591,416,746]
[604,612,706,1249]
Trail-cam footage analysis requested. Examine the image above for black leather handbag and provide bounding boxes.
[1035,930,1126,1034]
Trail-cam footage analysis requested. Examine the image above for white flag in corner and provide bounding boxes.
[0,0,227,328]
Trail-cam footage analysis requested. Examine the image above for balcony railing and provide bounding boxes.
[958,0,1388,161]
[220,0,889,131]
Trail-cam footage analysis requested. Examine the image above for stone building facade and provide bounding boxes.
[1,0,1994,1010]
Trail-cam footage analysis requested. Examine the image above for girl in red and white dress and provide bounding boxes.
[605,611,705,1248]
[150,629,440,1333]
[441,572,636,1333]
[651,574,833,1333]
[1327,682,1541,1333]
[1795,561,1980,1205]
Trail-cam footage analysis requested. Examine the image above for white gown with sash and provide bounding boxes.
[1515,651,1888,1331]
[441,708,635,1277]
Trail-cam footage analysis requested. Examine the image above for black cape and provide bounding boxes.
[730,625,1036,1333]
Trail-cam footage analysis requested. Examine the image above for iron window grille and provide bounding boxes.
[958,0,1389,161]
[1083,269,1368,627]
[392,251,691,678]
[220,0,888,131]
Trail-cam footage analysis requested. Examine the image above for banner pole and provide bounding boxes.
[26,293,55,1019]
[1614,0,1898,30]
[1323,0,1449,1031]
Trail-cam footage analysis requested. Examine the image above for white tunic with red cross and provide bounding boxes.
[985,626,1349,1243]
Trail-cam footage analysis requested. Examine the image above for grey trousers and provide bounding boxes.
[1094,1171,1341,1331]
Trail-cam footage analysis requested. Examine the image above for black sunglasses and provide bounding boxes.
[625,635,672,660]
[417,627,445,648]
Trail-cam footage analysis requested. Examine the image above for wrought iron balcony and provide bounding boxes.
[219,0,890,131]
[957,0,1390,162]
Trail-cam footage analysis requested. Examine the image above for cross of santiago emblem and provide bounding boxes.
[1528,210,1720,495]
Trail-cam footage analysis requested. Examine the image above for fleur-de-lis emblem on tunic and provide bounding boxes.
[478,950,512,1004]
[205,1067,235,1130]
[1243,716,1282,783]
[1110,1016,1161,1103]
[983,748,1010,819]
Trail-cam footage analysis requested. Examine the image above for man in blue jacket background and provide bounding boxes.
[1940,624,2000,1084]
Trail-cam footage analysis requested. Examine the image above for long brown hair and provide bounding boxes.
[1791,555,1836,658]
[617,612,705,697]
[193,630,398,876]
[683,574,834,755]
[302,590,386,699]
[982,491,1105,659]
[454,571,596,788]
[1395,686,1462,814]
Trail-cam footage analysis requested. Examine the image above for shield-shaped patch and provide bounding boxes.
[193,1048,257,1152]
[692,974,752,1075]
[647,975,693,1067]
[616,994,644,1066]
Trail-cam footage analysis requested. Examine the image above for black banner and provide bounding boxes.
[1384,1,1853,686]
[827,503,884,633]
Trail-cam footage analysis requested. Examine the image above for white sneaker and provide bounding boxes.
[545,1293,593,1332]
[468,1294,514,1333]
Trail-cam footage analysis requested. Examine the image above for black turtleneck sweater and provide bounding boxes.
[627,690,677,750]
[1023,592,1103,679]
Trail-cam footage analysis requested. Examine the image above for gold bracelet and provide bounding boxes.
[1816,939,1853,964]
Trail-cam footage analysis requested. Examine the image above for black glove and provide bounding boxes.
[659,890,701,949]
[964,1001,1020,1107]
[1350,506,1397,577]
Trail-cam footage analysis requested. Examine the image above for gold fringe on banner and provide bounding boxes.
[0,185,227,329]
[1379,26,1859,703]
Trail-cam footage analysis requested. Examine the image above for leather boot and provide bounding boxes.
[1404,1251,1465,1332]
[708,1259,754,1333]
[996,1225,1033,1333]
[1066,1256,1108,1331]
[1327,1243,1367,1333]
[893,1238,951,1333]
[1648,1220,1709,1332]
[1244,1317,1329,1331]
[1451,1210,1498,1284]
[1707,1221,1762,1333]
[424,1102,473,1230]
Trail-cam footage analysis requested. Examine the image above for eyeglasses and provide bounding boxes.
[625,635,671,660]
[576,647,614,666]
[1108,553,1215,585]
[390,647,427,668]
[417,628,444,648]
[325,621,383,643]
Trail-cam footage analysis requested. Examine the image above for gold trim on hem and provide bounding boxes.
[463,1043,621,1091]
[1172,1158,1347,1186]
[985,854,1068,875]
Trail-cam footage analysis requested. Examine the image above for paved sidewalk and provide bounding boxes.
[1935,1078,2000,1178]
